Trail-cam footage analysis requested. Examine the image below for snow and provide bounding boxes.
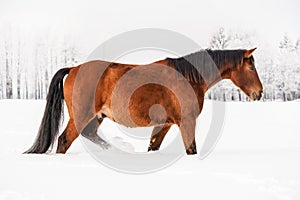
[0,100,300,200]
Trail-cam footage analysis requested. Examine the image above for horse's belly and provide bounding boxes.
[97,106,157,128]
[98,84,180,128]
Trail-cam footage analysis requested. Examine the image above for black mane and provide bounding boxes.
[167,49,246,83]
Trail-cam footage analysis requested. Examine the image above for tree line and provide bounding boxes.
[0,28,299,101]
[0,30,79,99]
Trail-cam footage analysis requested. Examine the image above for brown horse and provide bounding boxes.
[25,48,263,155]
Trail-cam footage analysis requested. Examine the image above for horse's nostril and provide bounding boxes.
[259,91,263,100]
[257,94,261,101]
[256,91,263,101]
[252,92,257,100]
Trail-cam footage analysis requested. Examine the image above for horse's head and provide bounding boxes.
[230,48,263,101]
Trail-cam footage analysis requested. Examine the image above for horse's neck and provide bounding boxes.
[205,63,232,90]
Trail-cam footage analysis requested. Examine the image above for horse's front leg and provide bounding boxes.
[179,118,197,155]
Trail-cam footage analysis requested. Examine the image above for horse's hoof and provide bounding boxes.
[186,148,197,155]
[148,145,159,152]
[99,141,111,149]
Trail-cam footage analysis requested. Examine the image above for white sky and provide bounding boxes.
[0,0,299,56]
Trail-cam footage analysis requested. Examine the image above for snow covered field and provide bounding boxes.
[0,100,299,200]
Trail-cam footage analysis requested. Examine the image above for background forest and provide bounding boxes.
[0,27,299,101]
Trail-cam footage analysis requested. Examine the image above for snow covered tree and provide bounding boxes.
[209,28,231,50]
[279,34,293,51]
[295,38,300,52]
[274,33,300,101]
[228,32,255,49]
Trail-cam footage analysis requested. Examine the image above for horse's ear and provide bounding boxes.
[244,48,256,58]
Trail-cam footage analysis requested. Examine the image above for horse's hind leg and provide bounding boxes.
[81,116,110,149]
[148,125,171,152]
[57,119,78,153]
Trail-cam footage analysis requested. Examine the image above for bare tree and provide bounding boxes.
[16,39,21,99]
[5,41,13,99]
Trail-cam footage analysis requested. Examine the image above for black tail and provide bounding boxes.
[24,68,71,153]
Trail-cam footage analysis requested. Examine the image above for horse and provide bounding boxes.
[25,48,263,155]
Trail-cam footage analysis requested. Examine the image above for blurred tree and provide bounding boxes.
[209,28,231,50]
[5,40,13,99]
[279,34,293,51]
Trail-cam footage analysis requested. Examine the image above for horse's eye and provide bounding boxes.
[249,66,255,71]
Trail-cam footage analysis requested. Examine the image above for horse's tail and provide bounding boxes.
[24,67,72,154]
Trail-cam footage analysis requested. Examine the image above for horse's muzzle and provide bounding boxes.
[252,91,262,101]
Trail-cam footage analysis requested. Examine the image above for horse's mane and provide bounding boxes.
[167,49,247,83]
